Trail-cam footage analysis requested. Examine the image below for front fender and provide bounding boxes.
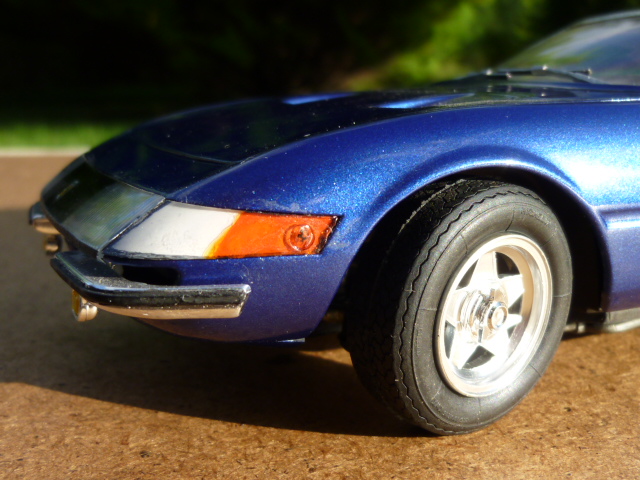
[172,101,640,332]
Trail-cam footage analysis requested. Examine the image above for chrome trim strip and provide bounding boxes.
[600,308,640,333]
[598,317,640,333]
[565,307,640,335]
[96,303,243,320]
[51,251,251,320]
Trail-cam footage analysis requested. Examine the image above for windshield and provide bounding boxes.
[502,14,640,86]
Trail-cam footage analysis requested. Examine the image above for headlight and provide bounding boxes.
[42,160,163,251]
[107,201,338,260]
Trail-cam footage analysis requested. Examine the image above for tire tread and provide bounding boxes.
[347,179,548,434]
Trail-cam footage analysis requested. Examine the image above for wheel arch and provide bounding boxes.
[342,166,607,322]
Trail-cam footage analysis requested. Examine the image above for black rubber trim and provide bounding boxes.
[51,250,251,310]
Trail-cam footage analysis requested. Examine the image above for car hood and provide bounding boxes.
[85,79,640,196]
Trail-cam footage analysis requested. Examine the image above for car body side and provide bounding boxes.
[84,87,640,343]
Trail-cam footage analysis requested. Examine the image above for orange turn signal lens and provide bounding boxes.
[206,213,338,259]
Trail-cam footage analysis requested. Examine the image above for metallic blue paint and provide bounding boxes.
[103,255,346,342]
[43,76,640,342]
[168,95,640,317]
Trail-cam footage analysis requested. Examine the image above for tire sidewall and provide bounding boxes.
[398,189,572,433]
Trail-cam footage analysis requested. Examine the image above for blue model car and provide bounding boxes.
[31,11,640,434]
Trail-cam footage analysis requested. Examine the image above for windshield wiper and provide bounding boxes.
[484,66,601,84]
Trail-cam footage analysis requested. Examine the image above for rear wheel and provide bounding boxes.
[345,180,572,434]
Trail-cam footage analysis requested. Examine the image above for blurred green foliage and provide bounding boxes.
[2,0,640,145]
[0,122,131,148]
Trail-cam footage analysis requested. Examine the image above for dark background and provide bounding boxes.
[4,0,640,126]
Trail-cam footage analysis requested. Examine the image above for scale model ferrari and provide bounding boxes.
[31,11,640,434]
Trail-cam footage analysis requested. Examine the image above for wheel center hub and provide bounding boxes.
[485,301,508,330]
[460,287,508,339]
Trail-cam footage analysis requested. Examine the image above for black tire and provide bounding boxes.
[345,180,572,435]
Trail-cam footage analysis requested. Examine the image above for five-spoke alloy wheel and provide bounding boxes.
[437,234,552,397]
[346,180,572,435]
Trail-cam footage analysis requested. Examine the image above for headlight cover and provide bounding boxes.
[42,160,164,251]
[107,201,338,260]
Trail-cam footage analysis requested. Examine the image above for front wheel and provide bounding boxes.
[345,180,572,435]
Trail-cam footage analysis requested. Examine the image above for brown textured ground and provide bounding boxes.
[1,155,640,479]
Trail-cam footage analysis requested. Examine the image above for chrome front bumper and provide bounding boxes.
[50,251,251,321]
